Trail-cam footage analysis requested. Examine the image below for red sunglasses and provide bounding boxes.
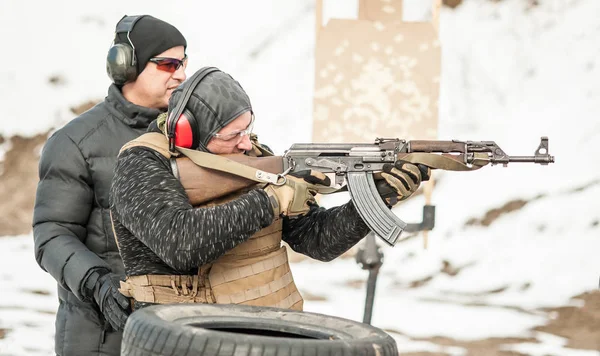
[149,55,188,73]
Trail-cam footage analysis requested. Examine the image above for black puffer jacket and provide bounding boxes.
[32,84,160,356]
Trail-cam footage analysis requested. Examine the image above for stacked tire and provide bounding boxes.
[121,304,398,356]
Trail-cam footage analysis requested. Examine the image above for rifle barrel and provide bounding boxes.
[491,155,555,164]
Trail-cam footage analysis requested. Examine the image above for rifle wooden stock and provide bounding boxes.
[176,154,284,205]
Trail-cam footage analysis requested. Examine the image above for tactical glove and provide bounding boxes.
[263,175,317,218]
[376,161,431,207]
[289,169,331,186]
[93,272,131,331]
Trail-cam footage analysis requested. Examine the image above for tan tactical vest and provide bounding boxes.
[116,133,303,311]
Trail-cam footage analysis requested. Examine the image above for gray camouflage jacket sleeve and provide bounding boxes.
[282,202,370,262]
[110,147,275,272]
[32,132,111,300]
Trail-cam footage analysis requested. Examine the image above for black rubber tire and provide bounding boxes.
[121,304,398,356]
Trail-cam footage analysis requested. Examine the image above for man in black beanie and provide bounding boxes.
[112,15,188,109]
[32,15,187,356]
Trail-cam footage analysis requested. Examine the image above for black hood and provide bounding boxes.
[168,69,252,151]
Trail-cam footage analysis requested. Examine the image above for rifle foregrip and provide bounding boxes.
[346,172,407,246]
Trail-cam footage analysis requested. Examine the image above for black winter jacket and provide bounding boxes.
[32,85,161,356]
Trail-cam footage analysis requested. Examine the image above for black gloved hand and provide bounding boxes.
[93,272,130,332]
[376,160,431,207]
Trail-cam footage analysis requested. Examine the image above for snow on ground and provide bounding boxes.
[0,0,599,355]
[0,236,58,356]
[305,180,599,352]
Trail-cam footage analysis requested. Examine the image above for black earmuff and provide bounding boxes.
[167,67,220,152]
[106,15,145,85]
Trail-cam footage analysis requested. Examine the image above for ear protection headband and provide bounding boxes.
[106,15,145,85]
[167,67,220,152]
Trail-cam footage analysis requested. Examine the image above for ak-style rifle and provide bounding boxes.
[174,137,554,246]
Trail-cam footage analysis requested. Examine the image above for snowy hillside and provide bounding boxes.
[0,0,598,355]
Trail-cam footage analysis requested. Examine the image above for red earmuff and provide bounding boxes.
[166,67,219,152]
[169,109,196,149]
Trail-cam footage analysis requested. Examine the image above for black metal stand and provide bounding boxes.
[355,205,436,324]
[355,232,383,325]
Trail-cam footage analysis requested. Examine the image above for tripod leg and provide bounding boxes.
[356,232,384,325]
[363,264,381,324]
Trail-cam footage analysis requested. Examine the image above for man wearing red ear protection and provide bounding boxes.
[109,68,429,313]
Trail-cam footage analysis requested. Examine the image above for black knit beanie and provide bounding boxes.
[115,15,187,74]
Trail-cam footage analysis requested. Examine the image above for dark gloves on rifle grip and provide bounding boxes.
[376,161,431,207]
[92,272,131,332]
